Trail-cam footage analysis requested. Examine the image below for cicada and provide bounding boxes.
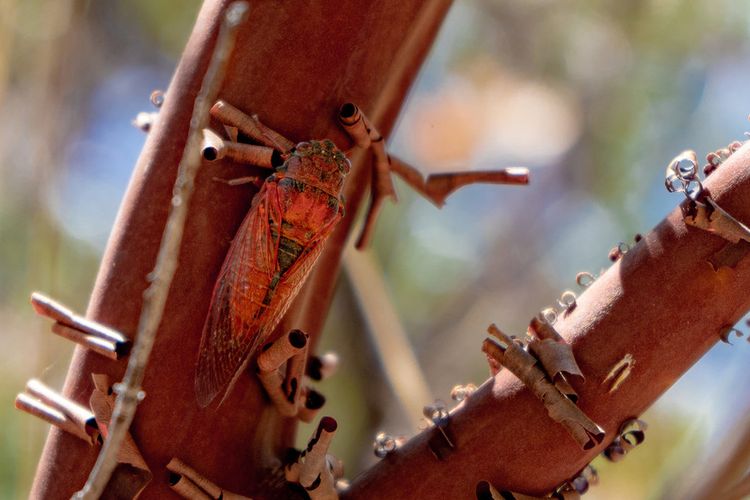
[195,136,349,407]
[195,101,528,407]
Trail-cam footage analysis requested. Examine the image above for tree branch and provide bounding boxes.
[74,4,247,498]
[30,1,452,498]
[343,143,750,498]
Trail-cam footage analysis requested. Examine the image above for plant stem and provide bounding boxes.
[73,4,247,498]
[343,144,750,498]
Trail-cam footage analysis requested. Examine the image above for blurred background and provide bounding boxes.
[2,0,750,498]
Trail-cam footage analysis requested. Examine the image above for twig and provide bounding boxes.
[342,143,750,499]
[389,156,529,208]
[73,4,248,498]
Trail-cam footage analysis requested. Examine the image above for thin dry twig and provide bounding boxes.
[389,156,529,207]
[73,4,248,498]
[88,374,153,497]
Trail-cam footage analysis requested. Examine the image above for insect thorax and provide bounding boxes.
[280,139,350,198]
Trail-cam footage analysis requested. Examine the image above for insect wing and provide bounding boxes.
[194,181,342,407]
[195,183,281,407]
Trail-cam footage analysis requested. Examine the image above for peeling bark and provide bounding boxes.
[342,143,750,498]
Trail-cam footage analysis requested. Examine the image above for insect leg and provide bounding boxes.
[212,176,264,188]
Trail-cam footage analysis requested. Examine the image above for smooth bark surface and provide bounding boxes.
[30,1,452,498]
[343,143,750,498]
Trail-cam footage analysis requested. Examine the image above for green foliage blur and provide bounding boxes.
[1,0,750,498]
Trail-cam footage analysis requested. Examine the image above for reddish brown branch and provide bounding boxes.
[76,4,246,496]
[30,1,452,498]
[343,144,750,498]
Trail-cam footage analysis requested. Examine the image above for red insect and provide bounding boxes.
[195,137,349,407]
[194,101,528,407]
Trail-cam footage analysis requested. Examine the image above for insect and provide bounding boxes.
[195,100,528,407]
[195,133,348,406]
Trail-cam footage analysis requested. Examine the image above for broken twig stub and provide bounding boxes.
[30,292,130,359]
[286,417,341,499]
[15,380,98,444]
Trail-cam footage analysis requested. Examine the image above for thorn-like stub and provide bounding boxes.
[338,102,360,124]
[31,292,130,360]
[305,389,326,410]
[257,329,308,373]
[320,416,338,433]
[289,329,308,348]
